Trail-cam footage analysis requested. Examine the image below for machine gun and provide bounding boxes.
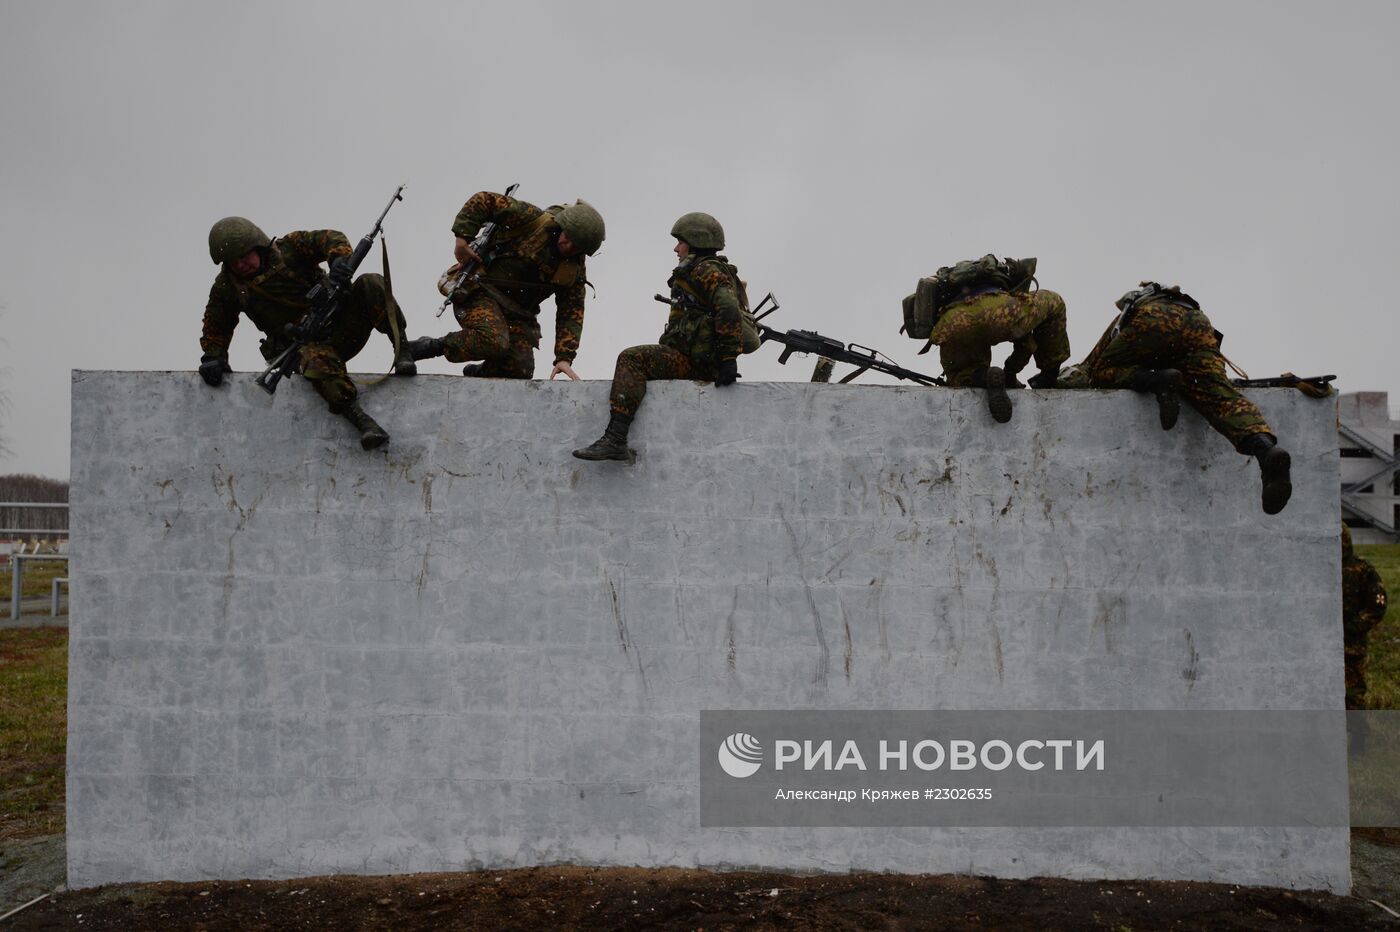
[759,327,945,386]
[1232,373,1335,398]
[255,184,405,395]
[752,294,945,386]
[436,182,519,317]
[652,290,944,386]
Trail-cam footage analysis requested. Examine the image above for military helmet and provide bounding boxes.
[208,216,270,264]
[554,200,606,256]
[1056,364,1091,389]
[671,212,725,250]
[1116,282,1160,312]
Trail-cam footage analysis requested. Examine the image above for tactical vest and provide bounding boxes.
[1115,281,1200,314]
[663,255,760,357]
[470,208,586,319]
[1109,282,1206,342]
[227,240,330,354]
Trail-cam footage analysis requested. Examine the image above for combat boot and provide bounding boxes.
[392,338,418,377]
[970,367,1013,424]
[1027,369,1059,390]
[1126,368,1183,431]
[1241,434,1292,515]
[573,412,634,462]
[403,336,446,363]
[462,363,486,377]
[335,401,390,451]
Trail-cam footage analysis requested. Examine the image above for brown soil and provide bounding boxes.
[8,866,1399,931]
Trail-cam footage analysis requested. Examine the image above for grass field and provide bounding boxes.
[0,558,68,602]
[0,626,67,839]
[1356,543,1400,710]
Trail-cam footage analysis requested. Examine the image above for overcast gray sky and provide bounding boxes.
[2,0,1396,479]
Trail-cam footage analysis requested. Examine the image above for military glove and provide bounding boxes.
[329,256,355,290]
[199,353,232,387]
[715,358,739,387]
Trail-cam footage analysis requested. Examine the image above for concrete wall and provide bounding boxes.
[68,372,1346,890]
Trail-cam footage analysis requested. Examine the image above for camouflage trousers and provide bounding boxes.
[609,344,704,416]
[294,273,407,410]
[930,290,1070,386]
[1081,301,1272,451]
[442,289,538,378]
[1345,640,1371,711]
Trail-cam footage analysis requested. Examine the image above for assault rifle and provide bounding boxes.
[255,184,405,395]
[436,182,519,317]
[760,327,945,386]
[752,294,945,386]
[1232,373,1335,398]
[652,290,945,386]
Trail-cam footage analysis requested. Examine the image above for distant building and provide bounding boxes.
[1338,392,1399,544]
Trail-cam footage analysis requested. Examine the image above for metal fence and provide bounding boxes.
[2,503,70,617]
[9,553,68,621]
[0,501,69,536]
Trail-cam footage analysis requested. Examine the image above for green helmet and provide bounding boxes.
[670,212,724,250]
[1056,364,1091,389]
[554,200,606,256]
[208,216,270,264]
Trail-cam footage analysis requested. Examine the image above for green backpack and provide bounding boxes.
[902,255,1037,343]
[726,262,762,354]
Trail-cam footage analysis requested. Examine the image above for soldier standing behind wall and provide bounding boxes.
[573,212,745,462]
[907,255,1069,424]
[1062,282,1293,515]
[200,217,416,450]
[403,191,605,380]
[1342,523,1389,709]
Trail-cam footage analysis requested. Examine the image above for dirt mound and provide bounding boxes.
[9,865,1397,931]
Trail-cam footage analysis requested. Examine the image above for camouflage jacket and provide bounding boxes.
[659,255,744,365]
[1343,554,1388,641]
[452,191,587,364]
[200,230,352,359]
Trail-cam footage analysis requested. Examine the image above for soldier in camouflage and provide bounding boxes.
[925,259,1070,423]
[1059,282,1293,513]
[403,191,604,380]
[1342,523,1389,709]
[200,216,416,450]
[573,212,744,462]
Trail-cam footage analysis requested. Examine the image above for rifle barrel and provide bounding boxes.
[255,185,405,394]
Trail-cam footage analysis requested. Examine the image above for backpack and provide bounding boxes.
[902,255,1037,341]
[738,298,761,355]
[722,260,761,354]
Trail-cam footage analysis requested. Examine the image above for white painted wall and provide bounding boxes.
[68,373,1346,890]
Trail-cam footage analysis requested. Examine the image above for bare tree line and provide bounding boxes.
[0,473,69,533]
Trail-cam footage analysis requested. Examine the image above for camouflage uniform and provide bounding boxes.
[1342,525,1389,710]
[201,230,407,410]
[608,255,745,416]
[442,191,588,375]
[1076,294,1272,450]
[929,289,1070,386]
